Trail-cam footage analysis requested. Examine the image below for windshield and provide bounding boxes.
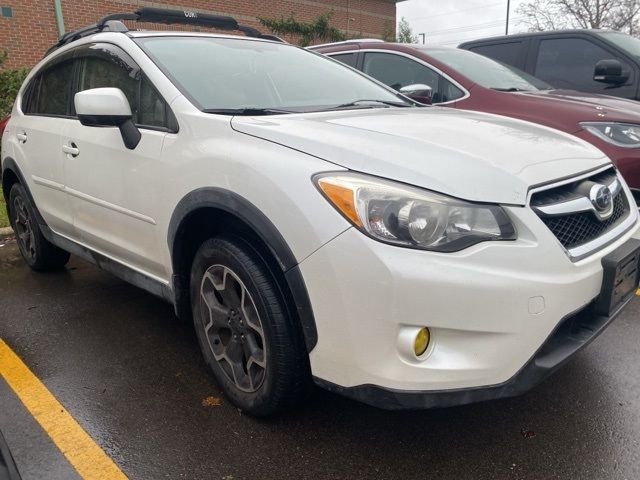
[425,48,552,91]
[597,31,640,58]
[135,36,408,113]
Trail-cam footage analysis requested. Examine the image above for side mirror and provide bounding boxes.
[75,88,141,149]
[594,59,629,85]
[399,84,433,105]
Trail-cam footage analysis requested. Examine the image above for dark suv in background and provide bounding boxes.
[460,30,640,101]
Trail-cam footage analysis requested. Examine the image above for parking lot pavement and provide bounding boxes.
[1,238,640,480]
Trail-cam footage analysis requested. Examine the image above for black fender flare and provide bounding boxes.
[168,187,318,351]
[1,157,47,228]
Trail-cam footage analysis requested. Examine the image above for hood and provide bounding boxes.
[507,89,640,127]
[231,107,609,205]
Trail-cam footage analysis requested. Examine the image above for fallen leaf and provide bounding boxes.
[202,396,222,407]
[520,427,536,439]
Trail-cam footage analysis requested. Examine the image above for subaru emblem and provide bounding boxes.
[589,184,613,214]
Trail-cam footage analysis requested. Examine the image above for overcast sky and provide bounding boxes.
[397,0,529,46]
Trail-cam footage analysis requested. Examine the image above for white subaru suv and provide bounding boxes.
[2,9,640,416]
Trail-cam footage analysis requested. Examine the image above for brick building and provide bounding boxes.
[0,0,401,68]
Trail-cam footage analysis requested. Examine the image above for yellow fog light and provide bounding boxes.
[413,327,430,357]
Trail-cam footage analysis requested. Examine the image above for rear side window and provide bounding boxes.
[24,58,75,116]
[468,42,524,69]
[331,52,358,68]
[534,37,629,90]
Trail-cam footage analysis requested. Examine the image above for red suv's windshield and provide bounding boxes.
[425,48,553,92]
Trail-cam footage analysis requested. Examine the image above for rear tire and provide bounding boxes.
[190,236,309,416]
[8,183,70,271]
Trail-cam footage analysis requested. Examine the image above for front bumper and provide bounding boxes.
[299,204,640,409]
[314,295,631,409]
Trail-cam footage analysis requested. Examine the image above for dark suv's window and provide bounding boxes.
[534,37,633,94]
[77,43,169,128]
[468,41,524,69]
[361,52,464,104]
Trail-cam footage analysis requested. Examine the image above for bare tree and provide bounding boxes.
[518,0,640,33]
[610,0,640,34]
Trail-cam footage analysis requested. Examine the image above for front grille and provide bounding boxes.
[531,167,631,251]
[532,169,617,206]
[541,192,628,249]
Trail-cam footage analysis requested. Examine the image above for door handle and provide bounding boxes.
[16,132,27,143]
[62,142,80,157]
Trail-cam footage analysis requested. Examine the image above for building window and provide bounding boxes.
[1,6,12,17]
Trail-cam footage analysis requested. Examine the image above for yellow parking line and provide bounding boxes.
[0,339,127,479]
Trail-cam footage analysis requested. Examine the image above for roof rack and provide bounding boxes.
[45,7,283,57]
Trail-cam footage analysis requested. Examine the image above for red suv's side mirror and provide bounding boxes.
[399,84,433,105]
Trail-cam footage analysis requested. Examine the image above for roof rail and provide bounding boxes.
[308,38,385,49]
[45,7,282,57]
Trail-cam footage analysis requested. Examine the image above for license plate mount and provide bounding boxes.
[595,238,640,317]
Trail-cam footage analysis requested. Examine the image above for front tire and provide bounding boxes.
[8,183,70,271]
[190,237,309,416]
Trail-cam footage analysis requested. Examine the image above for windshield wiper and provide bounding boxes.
[202,107,295,116]
[491,87,530,92]
[320,99,412,111]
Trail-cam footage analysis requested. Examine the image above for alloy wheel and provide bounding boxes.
[199,264,267,392]
[12,196,36,261]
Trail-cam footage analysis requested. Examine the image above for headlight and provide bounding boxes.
[315,173,516,252]
[581,122,640,148]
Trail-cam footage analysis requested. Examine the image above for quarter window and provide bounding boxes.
[139,77,167,127]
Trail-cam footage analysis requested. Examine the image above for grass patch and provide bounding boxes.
[0,186,9,228]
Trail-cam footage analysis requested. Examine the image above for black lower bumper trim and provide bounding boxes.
[314,295,633,410]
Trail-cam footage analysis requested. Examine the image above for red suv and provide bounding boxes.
[0,117,8,138]
[311,41,640,201]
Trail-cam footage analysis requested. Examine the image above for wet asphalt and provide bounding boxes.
[1,237,640,480]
